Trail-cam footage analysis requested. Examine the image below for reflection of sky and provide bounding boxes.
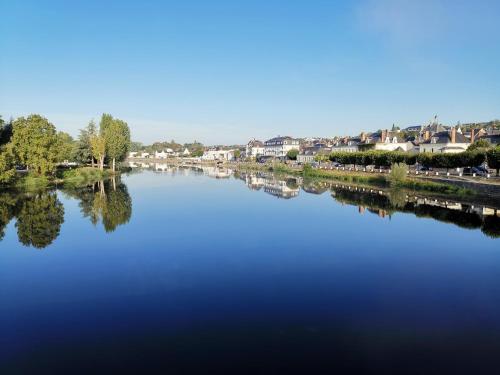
[1,170,499,371]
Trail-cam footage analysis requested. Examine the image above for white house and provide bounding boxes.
[419,128,469,153]
[246,139,265,158]
[331,137,360,153]
[201,149,235,161]
[128,152,139,159]
[155,149,177,159]
[372,130,415,152]
[264,136,300,158]
[182,148,191,156]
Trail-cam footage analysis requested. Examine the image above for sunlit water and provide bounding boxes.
[1,167,499,374]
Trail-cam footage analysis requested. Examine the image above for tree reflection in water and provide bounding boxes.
[16,192,65,249]
[0,191,19,241]
[0,191,65,249]
[0,177,132,250]
[63,177,132,233]
[331,186,500,238]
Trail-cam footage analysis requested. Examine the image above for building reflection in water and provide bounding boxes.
[115,164,500,239]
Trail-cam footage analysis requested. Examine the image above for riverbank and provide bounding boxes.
[233,162,474,197]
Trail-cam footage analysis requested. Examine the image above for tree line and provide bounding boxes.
[0,113,131,184]
[325,148,500,175]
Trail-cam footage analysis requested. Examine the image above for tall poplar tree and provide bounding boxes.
[100,114,130,172]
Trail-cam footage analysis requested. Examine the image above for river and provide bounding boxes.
[1,165,499,374]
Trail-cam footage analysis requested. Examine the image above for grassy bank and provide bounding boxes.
[60,167,113,187]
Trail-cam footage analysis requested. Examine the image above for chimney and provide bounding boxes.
[451,127,456,144]
[471,129,475,144]
[424,130,430,141]
[381,129,388,143]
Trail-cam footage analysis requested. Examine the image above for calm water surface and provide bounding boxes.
[1,167,500,374]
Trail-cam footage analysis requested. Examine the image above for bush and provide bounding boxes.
[389,163,408,186]
[468,139,492,151]
[487,146,500,176]
[328,150,488,169]
[286,149,299,160]
[0,149,16,184]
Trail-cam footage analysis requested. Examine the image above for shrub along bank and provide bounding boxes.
[327,148,500,173]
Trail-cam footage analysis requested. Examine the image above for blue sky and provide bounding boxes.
[1,0,499,145]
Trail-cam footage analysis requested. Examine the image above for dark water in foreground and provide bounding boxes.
[1,166,500,374]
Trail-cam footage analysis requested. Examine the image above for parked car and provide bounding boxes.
[416,165,432,171]
[463,167,488,176]
[475,166,489,175]
[472,167,488,176]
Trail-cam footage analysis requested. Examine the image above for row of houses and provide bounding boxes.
[130,120,499,162]
[245,122,500,162]
[129,148,191,159]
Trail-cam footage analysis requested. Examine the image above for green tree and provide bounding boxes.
[487,146,500,176]
[15,192,64,249]
[286,149,299,160]
[74,120,97,166]
[234,149,241,159]
[56,132,75,162]
[191,149,204,157]
[0,148,16,184]
[129,141,143,152]
[102,117,130,172]
[90,134,106,170]
[468,139,492,151]
[0,116,13,146]
[10,115,60,175]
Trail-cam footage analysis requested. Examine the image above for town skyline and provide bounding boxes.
[2,0,500,144]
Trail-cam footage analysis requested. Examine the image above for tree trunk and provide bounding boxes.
[112,158,116,173]
[99,156,104,171]
[91,157,95,168]
[112,176,116,191]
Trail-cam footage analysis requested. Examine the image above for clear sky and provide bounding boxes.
[1,0,499,145]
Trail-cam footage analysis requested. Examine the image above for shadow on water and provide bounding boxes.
[0,177,132,249]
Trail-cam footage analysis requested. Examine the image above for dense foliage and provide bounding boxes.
[328,150,489,170]
[286,149,299,160]
[101,114,131,171]
[73,120,97,165]
[15,192,64,249]
[10,115,61,175]
[486,146,500,176]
